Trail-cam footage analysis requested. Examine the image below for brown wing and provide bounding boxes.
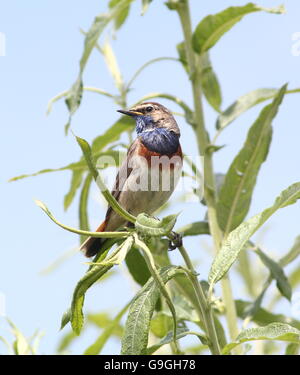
[105,139,139,220]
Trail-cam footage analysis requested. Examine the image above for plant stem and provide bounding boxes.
[178,246,221,355]
[176,0,241,350]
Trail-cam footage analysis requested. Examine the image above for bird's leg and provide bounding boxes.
[168,231,183,251]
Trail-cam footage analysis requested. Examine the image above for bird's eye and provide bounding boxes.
[146,106,153,112]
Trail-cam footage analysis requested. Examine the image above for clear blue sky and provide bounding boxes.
[1,0,300,354]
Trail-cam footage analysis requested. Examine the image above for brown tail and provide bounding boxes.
[80,220,107,258]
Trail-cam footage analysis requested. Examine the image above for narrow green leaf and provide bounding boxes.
[222,323,300,355]
[109,0,131,30]
[64,170,84,211]
[162,294,199,324]
[216,87,300,131]
[280,235,300,267]
[65,77,83,119]
[79,174,92,243]
[84,303,129,355]
[95,236,134,266]
[121,266,185,355]
[236,250,257,297]
[192,3,285,54]
[70,249,113,334]
[216,88,278,130]
[217,84,287,233]
[209,181,300,286]
[57,330,77,353]
[134,235,179,352]
[135,213,179,237]
[141,0,153,15]
[35,199,129,239]
[199,53,222,112]
[7,320,31,355]
[9,150,119,182]
[60,309,72,330]
[150,313,173,338]
[101,40,124,92]
[146,328,206,355]
[177,221,210,236]
[236,300,300,330]
[177,42,222,112]
[254,248,292,301]
[65,0,132,122]
[91,115,133,153]
[125,246,151,286]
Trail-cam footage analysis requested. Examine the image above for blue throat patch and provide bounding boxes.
[135,115,179,154]
[139,128,179,155]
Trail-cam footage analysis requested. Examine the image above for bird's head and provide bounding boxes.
[117,102,180,136]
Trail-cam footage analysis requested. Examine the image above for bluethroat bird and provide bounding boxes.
[81,102,183,257]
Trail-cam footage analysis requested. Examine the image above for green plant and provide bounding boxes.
[11,0,300,355]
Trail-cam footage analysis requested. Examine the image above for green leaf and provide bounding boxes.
[146,328,206,355]
[57,330,77,353]
[84,303,129,355]
[60,309,72,330]
[79,174,92,243]
[65,77,83,120]
[150,312,173,338]
[165,0,185,11]
[7,320,32,355]
[125,246,151,286]
[9,150,120,182]
[65,0,133,123]
[121,266,185,355]
[135,213,179,237]
[133,235,179,352]
[280,235,300,267]
[209,181,300,286]
[64,170,84,211]
[236,300,300,331]
[177,221,210,236]
[254,247,292,301]
[222,323,300,355]
[141,0,153,15]
[70,249,113,334]
[101,40,124,92]
[91,115,134,153]
[95,236,134,266]
[109,0,131,30]
[217,84,287,233]
[192,3,285,54]
[177,42,222,112]
[35,199,129,240]
[216,88,278,130]
[216,87,300,131]
[9,162,86,182]
[162,294,199,324]
[199,53,222,112]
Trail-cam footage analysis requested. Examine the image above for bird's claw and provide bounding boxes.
[168,231,183,251]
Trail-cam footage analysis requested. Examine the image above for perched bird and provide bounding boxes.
[81,102,183,257]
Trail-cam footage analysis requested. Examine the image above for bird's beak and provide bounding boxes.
[117,109,143,117]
